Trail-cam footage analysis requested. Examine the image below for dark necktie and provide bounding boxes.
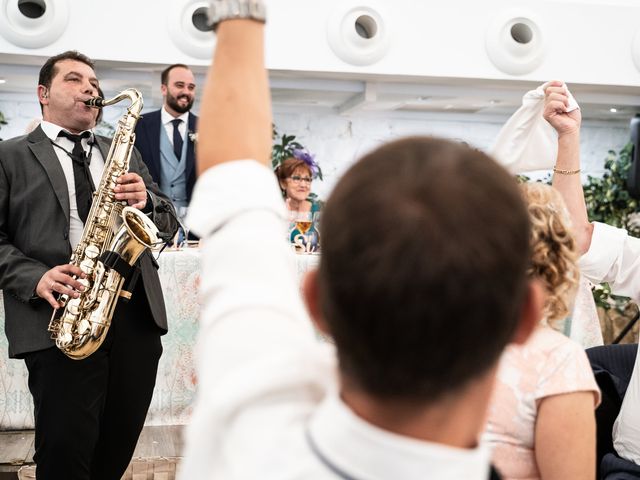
[58,130,93,224]
[171,118,183,160]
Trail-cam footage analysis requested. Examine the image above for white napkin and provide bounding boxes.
[490,82,580,174]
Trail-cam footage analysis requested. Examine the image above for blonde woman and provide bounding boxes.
[483,183,600,480]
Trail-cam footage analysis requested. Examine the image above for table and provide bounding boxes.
[0,248,319,430]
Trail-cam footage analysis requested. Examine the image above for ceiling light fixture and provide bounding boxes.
[0,79,6,84]
[610,108,618,113]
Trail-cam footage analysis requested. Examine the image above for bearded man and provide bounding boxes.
[135,64,198,209]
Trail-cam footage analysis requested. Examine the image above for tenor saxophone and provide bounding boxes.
[48,88,160,360]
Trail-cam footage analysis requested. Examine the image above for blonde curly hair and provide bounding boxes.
[521,183,580,328]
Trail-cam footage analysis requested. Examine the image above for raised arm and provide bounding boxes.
[544,81,593,254]
[196,18,272,172]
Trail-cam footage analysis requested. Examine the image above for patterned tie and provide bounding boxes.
[171,118,183,160]
[58,130,93,223]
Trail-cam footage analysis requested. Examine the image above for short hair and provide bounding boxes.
[317,137,532,402]
[521,182,579,326]
[38,50,95,112]
[161,64,191,85]
[275,157,311,190]
[39,50,94,90]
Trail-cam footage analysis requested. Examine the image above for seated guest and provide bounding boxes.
[275,151,321,250]
[483,182,600,480]
[179,4,541,479]
[275,151,320,213]
[547,80,640,474]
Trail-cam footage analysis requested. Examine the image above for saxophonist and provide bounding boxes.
[0,51,178,480]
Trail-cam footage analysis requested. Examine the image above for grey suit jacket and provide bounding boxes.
[0,125,178,358]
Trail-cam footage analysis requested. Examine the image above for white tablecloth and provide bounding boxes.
[0,249,320,430]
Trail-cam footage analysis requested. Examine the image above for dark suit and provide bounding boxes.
[134,109,197,204]
[0,125,178,480]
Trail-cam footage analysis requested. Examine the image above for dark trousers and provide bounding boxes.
[587,344,639,479]
[24,283,163,480]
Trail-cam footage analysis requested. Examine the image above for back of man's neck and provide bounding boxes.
[340,370,496,449]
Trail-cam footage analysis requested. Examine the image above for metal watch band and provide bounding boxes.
[208,0,266,32]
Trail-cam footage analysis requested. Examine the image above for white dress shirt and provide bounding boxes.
[40,121,105,249]
[579,221,640,464]
[161,107,189,147]
[181,160,494,480]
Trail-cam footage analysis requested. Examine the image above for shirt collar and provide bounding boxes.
[161,106,189,126]
[41,121,94,143]
[308,391,493,480]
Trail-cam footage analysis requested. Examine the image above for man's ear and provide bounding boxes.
[38,85,49,104]
[511,279,545,345]
[160,83,168,97]
[302,269,331,338]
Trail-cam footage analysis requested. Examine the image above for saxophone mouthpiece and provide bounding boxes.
[84,97,105,108]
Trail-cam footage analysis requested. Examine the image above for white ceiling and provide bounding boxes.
[0,54,638,123]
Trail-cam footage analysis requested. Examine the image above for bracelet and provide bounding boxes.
[553,166,581,175]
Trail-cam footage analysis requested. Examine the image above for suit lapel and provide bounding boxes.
[28,126,71,223]
[148,110,162,179]
[186,112,197,181]
[94,135,111,165]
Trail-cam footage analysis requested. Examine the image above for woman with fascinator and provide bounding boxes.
[274,148,321,251]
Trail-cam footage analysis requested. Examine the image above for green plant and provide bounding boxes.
[583,142,637,312]
[584,143,637,231]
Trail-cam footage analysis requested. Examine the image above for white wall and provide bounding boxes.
[273,109,630,198]
[0,97,628,200]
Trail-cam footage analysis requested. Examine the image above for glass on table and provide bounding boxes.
[176,206,190,249]
[288,211,313,253]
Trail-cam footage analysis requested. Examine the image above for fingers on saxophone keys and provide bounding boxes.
[45,293,61,309]
[114,183,144,195]
[58,264,86,279]
[69,265,87,279]
[58,275,86,297]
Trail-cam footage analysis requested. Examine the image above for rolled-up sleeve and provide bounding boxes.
[579,222,640,301]
[179,160,335,479]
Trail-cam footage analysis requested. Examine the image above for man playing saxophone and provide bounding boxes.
[0,50,177,480]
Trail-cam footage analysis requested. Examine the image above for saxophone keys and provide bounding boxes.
[84,245,100,259]
[80,259,94,274]
[77,319,91,335]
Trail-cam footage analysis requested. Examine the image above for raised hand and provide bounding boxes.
[543,80,581,137]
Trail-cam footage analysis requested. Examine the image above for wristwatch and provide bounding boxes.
[207,0,267,32]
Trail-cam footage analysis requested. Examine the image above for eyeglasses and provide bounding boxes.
[289,175,312,184]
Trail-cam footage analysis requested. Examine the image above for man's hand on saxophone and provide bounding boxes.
[114,172,147,210]
[36,264,87,309]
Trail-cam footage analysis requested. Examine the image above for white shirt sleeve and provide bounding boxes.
[578,222,640,301]
[179,161,334,479]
